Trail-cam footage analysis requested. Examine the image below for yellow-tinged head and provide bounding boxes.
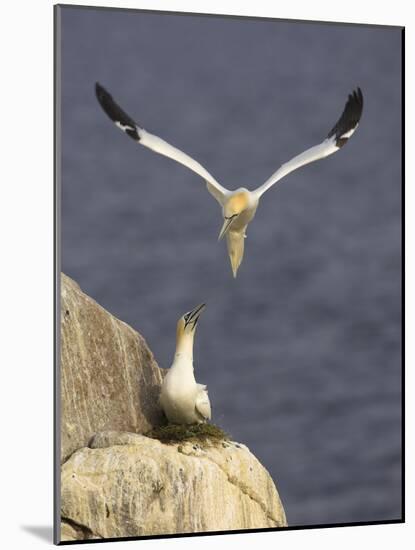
[225,191,250,216]
[176,303,206,344]
[218,190,251,240]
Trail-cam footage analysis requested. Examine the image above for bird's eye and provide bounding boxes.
[184,313,190,322]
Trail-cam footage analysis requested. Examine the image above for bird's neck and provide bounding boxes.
[174,333,195,363]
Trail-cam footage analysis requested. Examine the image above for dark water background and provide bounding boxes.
[59,7,402,527]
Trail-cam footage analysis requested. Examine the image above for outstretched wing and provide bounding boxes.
[95,83,229,204]
[195,385,211,421]
[254,88,364,198]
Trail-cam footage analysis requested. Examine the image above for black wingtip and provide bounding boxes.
[94,82,141,141]
[352,86,364,109]
[327,87,364,147]
[358,87,364,109]
[95,82,110,104]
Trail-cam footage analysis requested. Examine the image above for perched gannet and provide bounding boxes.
[160,303,211,425]
[96,83,363,277]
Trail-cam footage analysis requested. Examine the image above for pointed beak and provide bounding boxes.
[218,215,237,241]
[185,303,206,330]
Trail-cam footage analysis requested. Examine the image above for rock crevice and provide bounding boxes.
[61,516,101,541]
[178,445,281,524]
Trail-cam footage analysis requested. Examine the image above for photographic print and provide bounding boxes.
[54,4,403,544]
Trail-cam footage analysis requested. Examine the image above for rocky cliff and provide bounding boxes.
[60,273,164,462]
[59,274,287,541]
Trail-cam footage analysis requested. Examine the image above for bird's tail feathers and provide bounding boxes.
[226,231,245,278]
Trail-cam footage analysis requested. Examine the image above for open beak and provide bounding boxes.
[184,303,206,330]
[218,215,237,241]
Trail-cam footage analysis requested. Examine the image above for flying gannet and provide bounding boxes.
[95,83,363,277]
[159,303,211,424]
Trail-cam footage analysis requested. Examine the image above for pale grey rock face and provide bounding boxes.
[61,431,287,540]
[59,275,287,541]
[60,273,164,462]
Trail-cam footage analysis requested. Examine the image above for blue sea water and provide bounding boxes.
[60,7,402,527]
